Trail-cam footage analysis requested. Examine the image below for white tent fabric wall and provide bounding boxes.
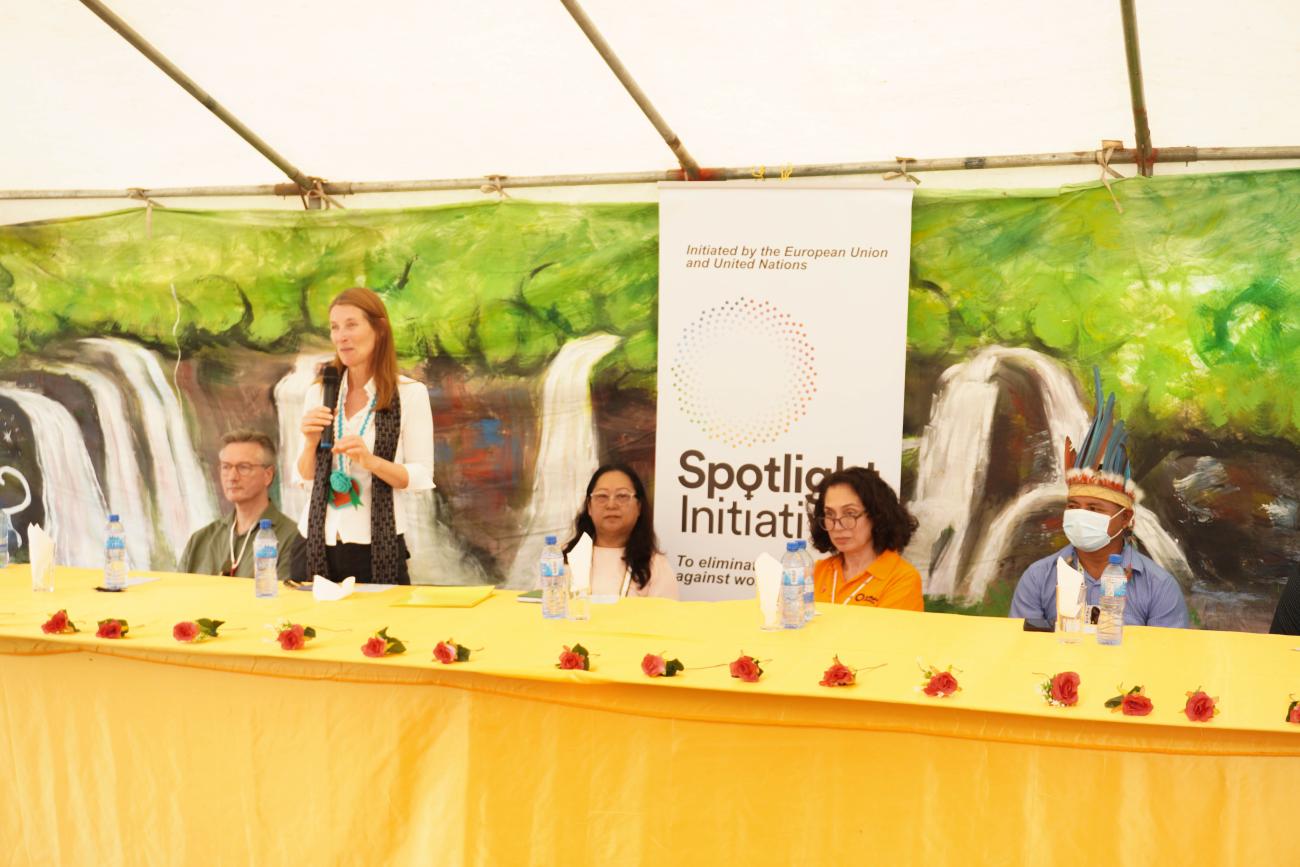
[2,0,1299,224]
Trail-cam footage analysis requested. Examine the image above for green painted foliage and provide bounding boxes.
[1,170,1298,443]
[909,169,1300,441]
[0,201,659,377]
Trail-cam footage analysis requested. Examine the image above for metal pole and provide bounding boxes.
[558,0,702,179]
[2,145,1298,201]
[1119,0,1155,177]
[77,0,316,192]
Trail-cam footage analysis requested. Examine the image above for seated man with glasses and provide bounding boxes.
[562,463,678,600]
[808,466,923,611]
[179,429,303,580]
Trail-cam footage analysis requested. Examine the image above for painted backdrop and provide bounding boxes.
[0,169,1296,630]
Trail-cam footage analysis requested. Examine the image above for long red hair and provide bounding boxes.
[328,287,399,410]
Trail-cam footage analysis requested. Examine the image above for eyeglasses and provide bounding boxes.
[219,462,270,477]
[589,491,636,508]
[819,511,865,531]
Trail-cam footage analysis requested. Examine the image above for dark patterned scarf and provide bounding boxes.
[306,386,402,583]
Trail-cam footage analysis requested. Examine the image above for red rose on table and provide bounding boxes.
[1121,692,1153,716]
[819,657,855,687]
[278,624,306,651]
[641,653,667,678]
[1050,671,1080,706]
[96,619,125,639]
[924,671,959,697]
[433,640,471,664]
[41,610,73,634]
[173,621,200,642]
[729,654,763,683]
[362,636,387,658]
[1288,702,1300,725]
[1184,690,1218,722]
[555,644,591,670]
[1105,684,1153,716]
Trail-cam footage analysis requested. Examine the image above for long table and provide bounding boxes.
[2,566,1297,865]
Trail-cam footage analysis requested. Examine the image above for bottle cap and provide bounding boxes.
[786,541,799,552]
[260,519,272,529]
[108,514,120,522]
[545,535,557,545]
[1108,553,1123,565]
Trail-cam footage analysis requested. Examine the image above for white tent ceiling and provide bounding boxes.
[3,0,1298,220]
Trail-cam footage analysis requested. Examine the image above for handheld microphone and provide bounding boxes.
[319,365,341,451]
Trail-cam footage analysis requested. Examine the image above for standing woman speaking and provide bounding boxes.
[291,287,434,584]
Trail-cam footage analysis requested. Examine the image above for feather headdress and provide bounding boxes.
[1063,366,1140,509]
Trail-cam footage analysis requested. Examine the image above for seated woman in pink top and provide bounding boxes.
[562,463,679,600]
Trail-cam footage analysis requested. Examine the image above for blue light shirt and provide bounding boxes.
[1009,543,1189,628]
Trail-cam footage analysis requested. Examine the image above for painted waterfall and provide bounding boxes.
[507,333,622,587]
[1,170,1297,629]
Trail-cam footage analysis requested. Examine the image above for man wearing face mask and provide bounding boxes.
[1010,369,1189,629]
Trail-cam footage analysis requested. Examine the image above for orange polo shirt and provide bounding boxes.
[813,550,924,611]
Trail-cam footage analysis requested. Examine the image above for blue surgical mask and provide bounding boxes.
[1062,508,1126,553]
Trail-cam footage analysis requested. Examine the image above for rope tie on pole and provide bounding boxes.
[882,157,921,184]
[751,165,766,180]
[126,188,166,238]
[1096,140,1126,214]
[299,177,345,211]
[479,175,511,199]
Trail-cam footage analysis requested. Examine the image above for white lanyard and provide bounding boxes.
[227,519,256,576]
[619,567,632,598]
[830,558,875,605]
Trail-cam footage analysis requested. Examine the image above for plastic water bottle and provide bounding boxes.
[798,540,816,621]
[104,514,127,590]
[781,541,805,629]
[0,510,10,568]
[540,535,568,620]
[253,519,278,598]
[1097,553,1127,646]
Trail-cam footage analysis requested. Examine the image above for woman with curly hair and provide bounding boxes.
[808,466,922,611]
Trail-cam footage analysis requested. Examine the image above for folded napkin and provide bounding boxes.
[313,574,356,601]
[1055,557,1085,620]
[29,523,54,592]
[755,552,782,628]
[569,533,593,594]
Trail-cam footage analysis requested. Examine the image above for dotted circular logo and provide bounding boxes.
[671,297,817,447]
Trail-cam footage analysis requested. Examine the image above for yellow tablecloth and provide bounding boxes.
[2,565,1297,866]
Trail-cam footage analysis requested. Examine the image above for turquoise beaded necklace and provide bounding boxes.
[329,380,376,507]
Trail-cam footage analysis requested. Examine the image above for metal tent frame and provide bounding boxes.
[3,0,1296,207]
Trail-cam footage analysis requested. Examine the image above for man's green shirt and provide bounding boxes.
[179,503,302,580]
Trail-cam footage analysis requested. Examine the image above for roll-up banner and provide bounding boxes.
[655,182,914,600]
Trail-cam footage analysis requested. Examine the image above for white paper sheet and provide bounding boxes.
[1055,557,1085,620]
[28,523,54,592]
[755,552,782,628]
[569,533,593,594]
[352,583,395,594]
